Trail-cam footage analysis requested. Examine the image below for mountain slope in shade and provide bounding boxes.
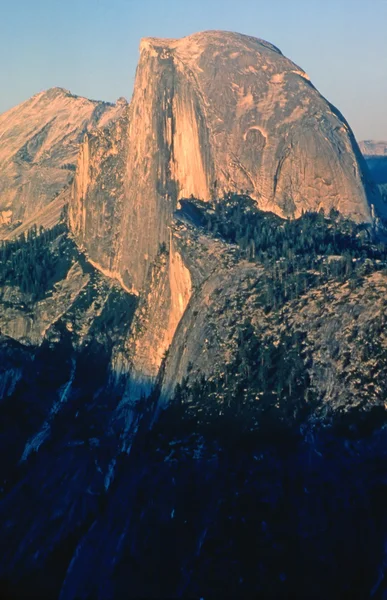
[1,203,387,599]
[359,140,387,156]
[69,30,379,301]
[359,140,387,202]
[0,88,127,237]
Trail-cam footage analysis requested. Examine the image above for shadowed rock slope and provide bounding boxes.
[0,88,127,238]
[360,139,387,203]
[359,140,387,156]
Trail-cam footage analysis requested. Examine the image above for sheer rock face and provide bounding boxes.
[112,235,193,408]
[69,30,377,297]
[0,88,126,238]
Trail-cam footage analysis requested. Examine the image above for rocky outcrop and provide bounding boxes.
[2,32,385,400]
[0,261,90,345]
[121,234,192,394]
[0,231,135,348]
[0,88,126,238]
[0,187,70,241]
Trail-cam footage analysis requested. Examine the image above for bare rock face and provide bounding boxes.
[69,30,378,298]
[0,88,126,238]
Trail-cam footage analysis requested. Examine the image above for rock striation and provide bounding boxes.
[0,88,126,238]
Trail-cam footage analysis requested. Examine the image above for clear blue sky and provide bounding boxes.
[1,0,386,140]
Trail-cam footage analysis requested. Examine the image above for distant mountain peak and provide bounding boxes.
[36,86,115,106]
[0,90,126,237]
[359,140,387,156]
[45,86,72,96]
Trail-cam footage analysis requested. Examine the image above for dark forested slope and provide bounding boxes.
[1,199,387,598]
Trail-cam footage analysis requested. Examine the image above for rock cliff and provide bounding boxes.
[0,88,126,238]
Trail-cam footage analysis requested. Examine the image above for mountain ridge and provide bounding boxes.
[360,139,387,204]
[0,88,127,238]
